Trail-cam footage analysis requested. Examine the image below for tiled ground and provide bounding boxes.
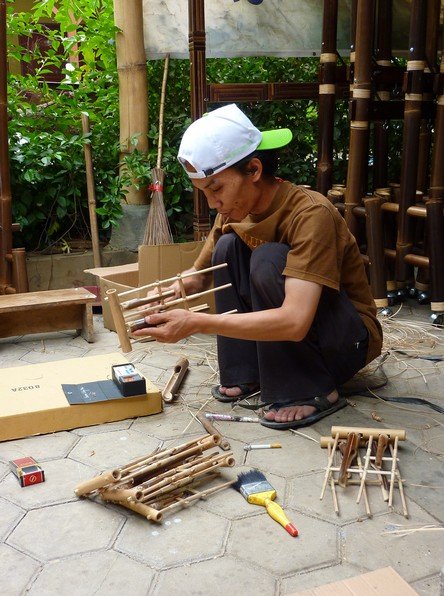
[0,303,442,595]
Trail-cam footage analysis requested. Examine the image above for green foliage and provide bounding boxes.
[7,2,357,251]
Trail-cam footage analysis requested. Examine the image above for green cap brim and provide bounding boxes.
[257,128,292,151]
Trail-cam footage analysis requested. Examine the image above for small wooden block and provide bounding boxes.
[0,288,96,342]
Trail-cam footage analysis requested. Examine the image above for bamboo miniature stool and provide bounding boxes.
[0,288,96,342]
[75,433,235,522]
[106,263,232,353]
[320,426,408,518]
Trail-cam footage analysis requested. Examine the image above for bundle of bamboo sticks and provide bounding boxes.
[74,434,235,522]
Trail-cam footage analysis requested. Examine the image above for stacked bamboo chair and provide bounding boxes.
[320,0,444,323]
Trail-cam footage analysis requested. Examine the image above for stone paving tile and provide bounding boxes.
[0,543,41,596]
[154,555,276,596]
[0,431,78,463]
[0,498,25,541]
[7,500,125,562]
[287,471,390,524]
[342,502,443,583]
[411,574,442,596]
[115,507,230,569]
[228,512,337,576]
[68,429,162,472]
[0,459,96,509]
[281,562,365,594]
[19,344,89,364]
[27,550,156,596]
[72,419,134,436]
[0,460,8,480]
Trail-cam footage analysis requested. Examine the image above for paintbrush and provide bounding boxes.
[233,469,298,537]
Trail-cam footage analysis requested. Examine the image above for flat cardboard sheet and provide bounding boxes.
[292,566,418,596]
[0,353,162,442]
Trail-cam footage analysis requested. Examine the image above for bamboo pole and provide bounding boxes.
[344,0,375,240]
[364,196,388,307]
[316,0,338,196]
[394,0,427,289]
[0,0,13,294]
[113,0,149,205]
[188,0,211,239]
[373,0,392,190]
[81,113,102,268]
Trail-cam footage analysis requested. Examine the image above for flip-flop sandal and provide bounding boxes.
[211,384,260,403]
[260,395,347,430]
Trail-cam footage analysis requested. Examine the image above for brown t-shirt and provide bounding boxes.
[194,181,382,364]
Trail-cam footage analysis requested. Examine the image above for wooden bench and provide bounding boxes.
[0,288,96,342]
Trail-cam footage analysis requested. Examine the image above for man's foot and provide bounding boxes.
[211,383,260,403]
[218,383,258,398]
[262,390,339,422]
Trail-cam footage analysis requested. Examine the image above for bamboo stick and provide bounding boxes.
[157,479,235,516]
[356,446,372,517]
[388,436,399,507]
[330,427,406,441]
[125,283,231,323]
[81,112,102,268]
[320,432,340,499]
[356,435,373,504]
[121,289,175,310]
[74,471,121,497]
[116,263,228,299]
[162,357,189,402]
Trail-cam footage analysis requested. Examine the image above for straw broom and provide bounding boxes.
[143,54,173,245]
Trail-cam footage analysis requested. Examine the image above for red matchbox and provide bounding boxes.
[9,456,45,487]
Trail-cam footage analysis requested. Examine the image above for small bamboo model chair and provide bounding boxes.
[74,433,235,522]
[105,263,231,353]
[320,426,408,519]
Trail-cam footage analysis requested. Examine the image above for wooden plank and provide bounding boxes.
[0,288,96,312]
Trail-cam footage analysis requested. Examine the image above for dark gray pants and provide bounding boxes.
[212,233,369,404]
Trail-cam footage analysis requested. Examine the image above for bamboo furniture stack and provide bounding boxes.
[187,0,444,322]
[322,0,443,322]
[75,433,235,522]
[320,426,408,518]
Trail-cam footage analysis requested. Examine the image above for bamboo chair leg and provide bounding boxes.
[388,436,399,508]
[106,289,132,353]
[356,448,372,517]
[356,435,373,504]
[321,432,340,500]
[327,443,339,515]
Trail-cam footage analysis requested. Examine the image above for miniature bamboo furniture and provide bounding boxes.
[320,426,408,518]
[106,263,231,353]
[75,433,235,522]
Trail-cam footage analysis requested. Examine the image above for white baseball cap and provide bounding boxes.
[178,103,292,179]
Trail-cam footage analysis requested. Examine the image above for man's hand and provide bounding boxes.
[132,309,199,343]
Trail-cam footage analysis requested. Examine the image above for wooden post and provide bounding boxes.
[188,0,211,240]
[316,0,338,197]
[114,0,149,205]
[344,0,375,240]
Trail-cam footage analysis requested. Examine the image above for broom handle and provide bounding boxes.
[157,54,170,169]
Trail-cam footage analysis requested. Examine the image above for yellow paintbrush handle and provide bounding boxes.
[264,498,298,537]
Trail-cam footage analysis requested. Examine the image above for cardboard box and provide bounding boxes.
[86,241,213,332]
[291,567,418,596]
[0,353,162,442]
